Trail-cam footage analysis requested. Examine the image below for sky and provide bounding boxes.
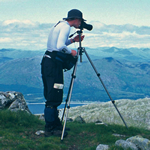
[0,0,150,50]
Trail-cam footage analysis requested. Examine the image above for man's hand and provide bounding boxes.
[73,35,85,42]
[71,50,77,56]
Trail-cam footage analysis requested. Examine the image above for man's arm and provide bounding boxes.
[57,24,71,54]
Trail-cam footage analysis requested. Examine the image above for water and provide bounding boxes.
[27,103,85,114]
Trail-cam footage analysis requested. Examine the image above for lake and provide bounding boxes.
[27,103,85,114]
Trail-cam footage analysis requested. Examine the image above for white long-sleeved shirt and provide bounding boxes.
[47,21,72,54]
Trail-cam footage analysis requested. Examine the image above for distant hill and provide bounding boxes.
[0,48,44,59]
[86,47,150,62]
[0,47,150,103]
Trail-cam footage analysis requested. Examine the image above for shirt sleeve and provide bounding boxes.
[57,23,72,54]
[65,39,72,46]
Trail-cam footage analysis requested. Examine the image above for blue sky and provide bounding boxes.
[0,0,150,50]
[1,0,150,25]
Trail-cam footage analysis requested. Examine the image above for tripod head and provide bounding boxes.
[69,21,93,62]
[76,29,84,62]
[77,21,93,62]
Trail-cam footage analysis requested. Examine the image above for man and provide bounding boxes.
[41,9,85,137]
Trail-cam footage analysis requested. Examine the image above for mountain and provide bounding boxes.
[0,48,44,59]
[86,47,150,62]
[0,47,150,103]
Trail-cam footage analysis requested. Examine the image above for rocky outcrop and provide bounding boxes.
[1,91,150,150]
[60,98,150,130]
[96,135,150,150]
[0,91,31,113]
[115,135,150,150]
[115,139,138,150]
[59,98,150,150]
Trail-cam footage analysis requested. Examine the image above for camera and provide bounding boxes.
[79,20,93,31]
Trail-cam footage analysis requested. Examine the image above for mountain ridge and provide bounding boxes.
[0,47,150,103]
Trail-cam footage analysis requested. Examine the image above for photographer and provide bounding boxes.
[41,9,85,137]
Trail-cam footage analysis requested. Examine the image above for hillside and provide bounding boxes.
[64,97,150,130]
[0,48,150,103]
[0,109,150,150]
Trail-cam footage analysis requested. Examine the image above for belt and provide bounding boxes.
[44,54,51,58]
[44,51,57,59]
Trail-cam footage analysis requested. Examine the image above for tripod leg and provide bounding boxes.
[61,50,79,141]
[61,105,70,141]
[61,101,67,123]
[61,70,77,123]
[83,48,128,129]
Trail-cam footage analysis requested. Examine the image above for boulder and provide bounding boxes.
[0,91,31,114]
[126,135,150,150]
[114,135,150,150]
[74,116,85,123]
[96,144,109,150]
[115,139,138,150]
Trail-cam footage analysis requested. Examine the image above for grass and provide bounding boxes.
[0,110,150,150]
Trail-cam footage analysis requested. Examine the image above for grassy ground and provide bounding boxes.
[0,110,150,150]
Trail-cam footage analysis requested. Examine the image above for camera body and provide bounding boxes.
[79,20,93,31]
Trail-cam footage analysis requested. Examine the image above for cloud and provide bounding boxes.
[0,37,12,43]
[0,20,54,50]
[2,19,35,26]
[82,21,150,48]
[0,20,150,50]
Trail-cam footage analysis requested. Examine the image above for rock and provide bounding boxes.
[96,135,150,150]
[95,120,108,126]
[0,91,31,114]
[67,98,150,129]
[74,116,85,123]
[67,117,73,122]
[0,92,14,109]
[96,144,109,150]
[115,139,138,150]
[112,133,126,138]
[35,114,45,121]
[35,130,45,136]
[114,135,150,150]
[126,135,150,150]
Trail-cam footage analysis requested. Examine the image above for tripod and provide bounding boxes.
[61,29,128,141]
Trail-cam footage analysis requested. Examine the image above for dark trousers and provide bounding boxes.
[44,107,62,129]
[41,57,63,128]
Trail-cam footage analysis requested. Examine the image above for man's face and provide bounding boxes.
[73,19,82,28]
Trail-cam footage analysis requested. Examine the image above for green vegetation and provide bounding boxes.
[0,110,150,150]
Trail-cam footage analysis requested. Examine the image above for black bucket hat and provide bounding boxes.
[63,9,86,21]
